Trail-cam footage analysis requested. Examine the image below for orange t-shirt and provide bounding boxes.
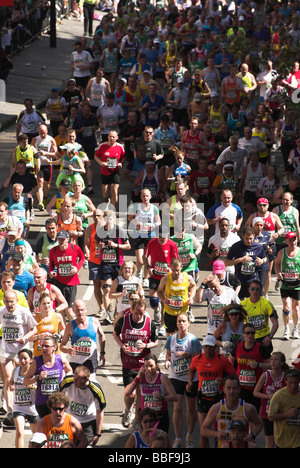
[190,352,235,400]
[43,413,74,448]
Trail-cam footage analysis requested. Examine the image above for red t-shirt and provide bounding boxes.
[49,244,85,285]
[190,352,235,400]
[95,142,125,176]
[144,238,179,280]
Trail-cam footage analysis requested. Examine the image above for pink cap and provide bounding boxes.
[213,260,225,273]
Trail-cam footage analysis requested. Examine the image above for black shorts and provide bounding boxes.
[163,311,181,335]
[149,277,161,291]
[244,190,258,207]
[75,75,91,89]
[196,390,222,414]
[122,367,139,387]
[280,288,300,300]
[53,280,77,307]
[99,263,120,281]
[101,172,120,185]
[170,378,198,398]
[85,147,96,160]
[134,237,151,251]
[38,165,53,182]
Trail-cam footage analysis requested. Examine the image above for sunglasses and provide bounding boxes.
[250,287,261,292]
[244,331,255,335]
[51,407,65,412]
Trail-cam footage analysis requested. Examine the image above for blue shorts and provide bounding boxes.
[99,263,120,281]
[88,260,101,281]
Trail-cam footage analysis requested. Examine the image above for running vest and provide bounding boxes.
[252,128,268,159]
[57,213,78,244]
[260,370,286,419]
[34,311,60,356]
[164,271,189,316]
[89,77,106,108]
[245,163,263,193]
[184,130,202,161]
[49,98,64,122]
[225,76,240,104]
[121,314,151,370]
[235,342,264,390]
[70,316,98,366]
[116,275,140,313]
[140,371,168,413]
[169,195,182,228]
[89,224,101,264]
[209,106,224,134]
[276,206,297,245]
[171,234,197,272]
[142,170,159,201]
[31,284,56,316]
[15,145,35,171]
[281,247,300,290]
[43,413,74,448]
[7,195,26,224]
[214,398,249,448]
[255,210,275,235]
[72,195,89,228]
[134,203,157,238]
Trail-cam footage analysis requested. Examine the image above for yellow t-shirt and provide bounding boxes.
[269,387,300,448]
[241,297,276,339]
[164,272,189,316]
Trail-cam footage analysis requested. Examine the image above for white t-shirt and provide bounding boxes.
[71,50,93,77]
[202,286,240,333]
[0,305,37,358]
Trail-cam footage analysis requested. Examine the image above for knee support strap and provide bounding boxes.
[150,296,159,309]
[283,309,290,316]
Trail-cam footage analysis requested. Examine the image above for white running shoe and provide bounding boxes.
[283,326,290,340]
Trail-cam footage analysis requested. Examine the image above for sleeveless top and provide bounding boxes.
[34,311,60,356]
[260,370,286,419]
[116,275,140,313]
[35,354,64,406]
[214,398,249,448]
[276,206,297,245]
[245,163,263,193]
[140,371,168,413]
[43,412,74,448]
[70,316,98,367]
[164,271,189,316]
[133,430,150,448]
[121,314,151,370]
[89,224,101,264]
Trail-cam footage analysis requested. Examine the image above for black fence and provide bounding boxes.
[1,0,72,56]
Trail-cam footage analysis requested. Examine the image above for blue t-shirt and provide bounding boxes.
[13,270,35,299]
[141,94,166,127]
[227,240,266,283]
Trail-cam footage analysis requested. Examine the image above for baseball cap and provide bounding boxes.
[285,231,297,241]
[7,226,18,236]
[202,335,216,347]
[257,198,269,205]
[60,178,72,188]
[51,87,59,92]
[29,432,47,446]
[211,91,218,98]
[229,420,246,431]
[57,230,70,239]
[11,251,24,261]
[60,143,75,151]
[177,77,185,84]
[213,260,225,274]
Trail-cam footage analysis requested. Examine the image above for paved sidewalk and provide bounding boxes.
[0,14,100,130]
